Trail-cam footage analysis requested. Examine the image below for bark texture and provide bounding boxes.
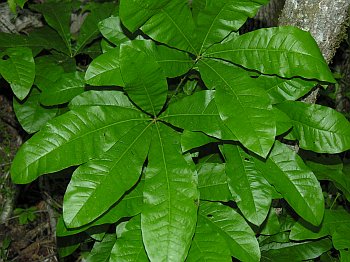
[279,0,350,63]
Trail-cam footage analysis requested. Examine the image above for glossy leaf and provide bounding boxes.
[11,106,147,184]
[194,0,268,53]
[181,130,218,152]
[85,47,124,87]
[110,215,149,262]
[120,44,168,116]
[273,107,292,136]
[290,209,350,242]
[30,2,73,55]
[86,233,115,262]
[261,238,332,262]
[69,90,134,110]
[199,201,260,262]
[141,0,197,54]
[257,75,317,104]
[254,141,324,226]
[197,163,232,202]
[57,178,144,237]
[277,101,350,153]
[40,72,85,106]
[119,0,171,32]
[222,144,273,225]
[13,88,57,134]
[141,123,198,262]
[205,27,335,83]
[99,16,130,46]
[161,90,236,140]
[75,3,116,55]
[0,47,35,100]
[199,59,275,157]
[63,122,152,227]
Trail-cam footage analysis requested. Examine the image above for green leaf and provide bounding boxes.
[194,0,268,53]
[306,159,350,202]
[120,43,168,116]
[341,250,350,262]
[141,123,198,261]
[161,90,236,140]
[257,75,317,104]
[273,107,292,136]
[69,90,134,110]
[0,47,35,100]
[34,55,65,91]
[261,238,332,262]
[13,88,58,134]
[205,27,335,83]
[290,209,350,242]
[277,101,350,153]
[141,0,197,54]
[254,141,324,226]
[198,201,261,262]
[119,0,171,33]
[197,163,232,202]
[110,215,149,262]
[199,59,275,157]
[63,122,152,227]
[260,208,281,235]
[187,209,231,261]
[85,47,124,87]
[40,72,85,106]
[86,233,115,262]
[181,130,218,152]
[98,16,130,46]
[75,3,116,55]
[57,177,144,237]
[222,144,273,226]
[11,106,147,184]
[30,2,73,55]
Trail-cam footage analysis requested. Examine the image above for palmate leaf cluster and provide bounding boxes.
[3,0,350,261]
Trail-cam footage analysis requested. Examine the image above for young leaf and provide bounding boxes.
[199,59,275,157]
[13,88,57,134]
[40,72,85,106]
[198,201,261,262]
[141,0,197,54]
[120,43,168,116]
[0,47,35,100]
[260,238,332,262]
[222,144,273,226]
[63,122,152,227]
[254,141,324,226]
[110,215,149,261]
[194,0,268,53]
[197,163,232,202]
[11,106,148,184]
[85,47,124,87]
[160,90,236,140]
[277,101,350,153]
[205,27,335,83]
[119,0,171,33]
[85,233,116,262]
[141,123,198,261]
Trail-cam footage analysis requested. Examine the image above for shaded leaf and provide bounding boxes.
[86,233,115,262]
[13,88,57,134]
